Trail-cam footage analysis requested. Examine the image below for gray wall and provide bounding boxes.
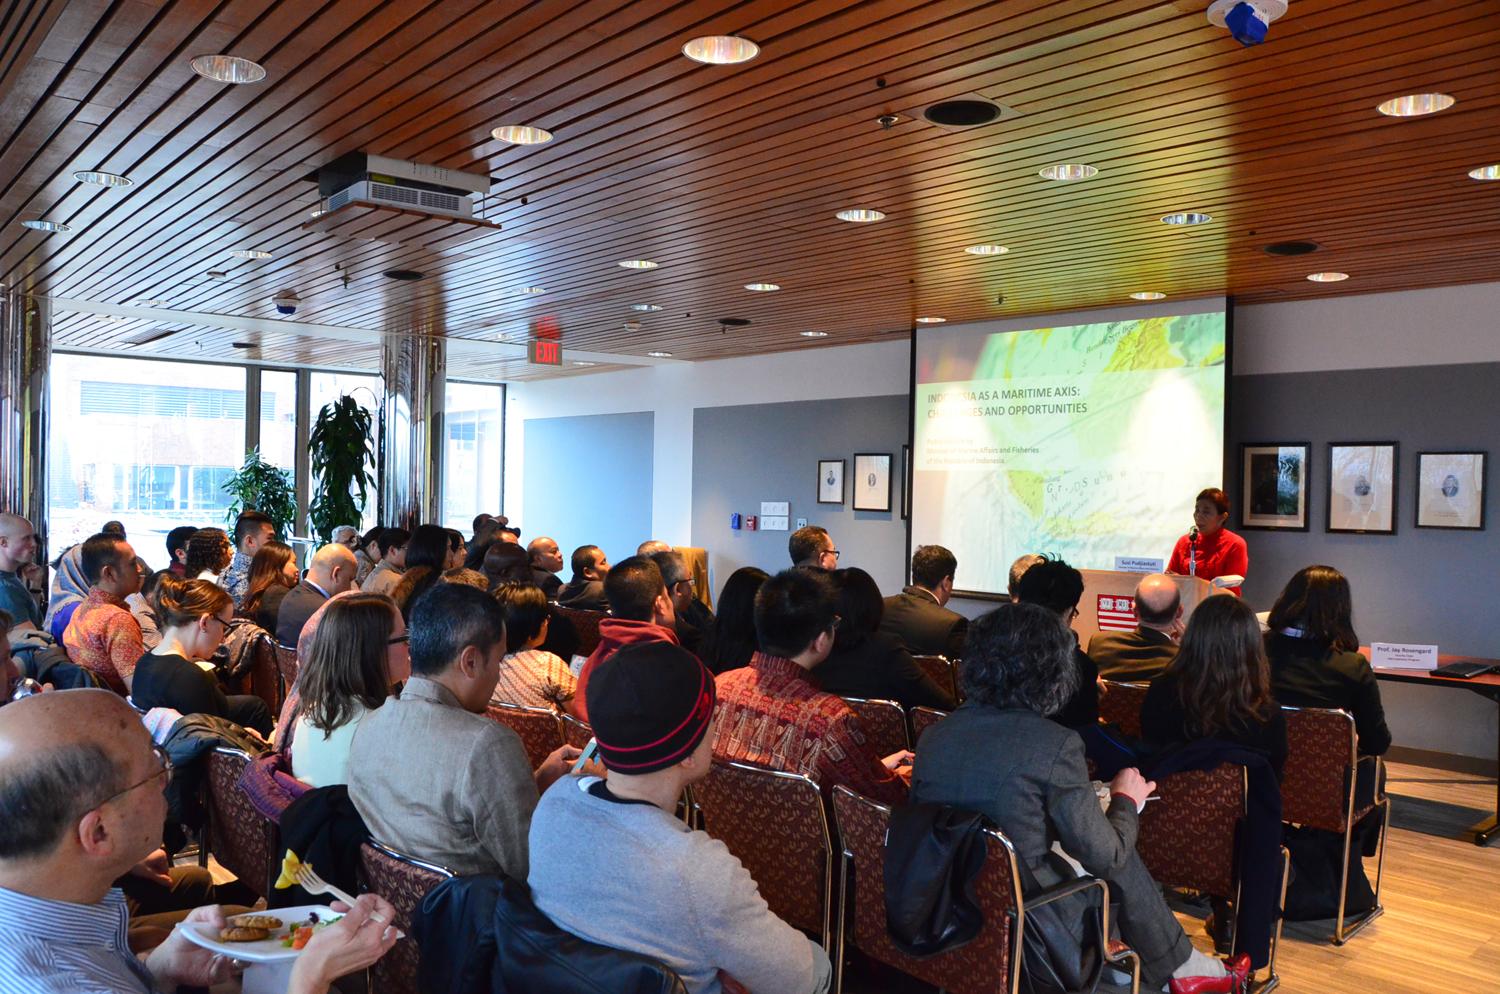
[522,411,654,569]
[691,396,910,597]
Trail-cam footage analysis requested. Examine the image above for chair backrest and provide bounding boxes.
[832,785,1022,994]
[486,701,564,769]
[910,706,950,746]
[274,644,298,693]
[914,654,959,702]
[203,747,276,899]
[1281,706,1358,831]
[692,760,834,947]
[1136,763,1246,899]
[246,631,283,714]
[1098,680,1149,738]
[358,841,454,994]
[841,696,909,756]
[554,606,606,657]
[560,711,594,749]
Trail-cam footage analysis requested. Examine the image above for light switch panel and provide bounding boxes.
[760,515,790,531]
[760,500,790,517]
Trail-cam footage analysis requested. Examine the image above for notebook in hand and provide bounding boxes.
[1431,660,1496,679]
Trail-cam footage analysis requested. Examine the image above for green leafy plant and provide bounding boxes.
[221,449,296,538]
[308,395,375,543]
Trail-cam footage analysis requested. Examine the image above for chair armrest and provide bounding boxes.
[1025,875,1107,909]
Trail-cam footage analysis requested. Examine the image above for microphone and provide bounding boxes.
[1188,525,1199,577]
[1189,525,1199,543]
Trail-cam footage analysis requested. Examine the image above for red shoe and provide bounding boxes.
[1167,954,1253,994]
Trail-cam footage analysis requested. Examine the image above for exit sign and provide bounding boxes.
[528,339,563,365]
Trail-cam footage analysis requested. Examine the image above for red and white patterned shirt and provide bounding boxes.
[62,588,144,695]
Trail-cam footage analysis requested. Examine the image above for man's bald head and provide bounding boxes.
[0,513,36,574]
[637,539,671,557]
[309,543,357,594]
[1134,574,1182,629]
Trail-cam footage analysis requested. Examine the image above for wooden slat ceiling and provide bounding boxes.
[3,0,1499,381]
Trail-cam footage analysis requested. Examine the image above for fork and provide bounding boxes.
[290,860,395,929]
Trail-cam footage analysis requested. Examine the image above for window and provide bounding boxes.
[308,371,381,534]
[259,369,297,472]
[443,381,504,532]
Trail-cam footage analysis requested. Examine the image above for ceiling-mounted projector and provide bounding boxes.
[1207,0,1288,46]
[310,152,490,219]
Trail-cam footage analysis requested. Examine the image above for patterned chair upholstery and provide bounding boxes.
[358,841,454,994]
[910,706,949,746]
[1098,680,1149,738]
[840,697,908,757]
[692,760,834,949]
[913,655,959,702]
[1137,764,1244,899]
[485,701,564,769]
[243,630,284,714]
[274,644,298,694]
[1281,706,1390,944]
[204,747,277,899]
[554,606,606,657]
[560,711,594,749]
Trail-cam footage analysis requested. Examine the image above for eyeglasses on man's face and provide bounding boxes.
[96,744,173,808]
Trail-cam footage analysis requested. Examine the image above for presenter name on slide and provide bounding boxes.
[1166,488,1248,595]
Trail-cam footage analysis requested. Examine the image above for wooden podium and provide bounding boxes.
[1072,570,1215,644]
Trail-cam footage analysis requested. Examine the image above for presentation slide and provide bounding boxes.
[910,301,1228,597]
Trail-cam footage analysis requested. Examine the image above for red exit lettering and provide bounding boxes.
[528,339,563,365]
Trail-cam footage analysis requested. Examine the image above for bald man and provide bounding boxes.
[0,690,397,993]
[637,539,671,557]
[0,513,41,630]
[1086,573,1183,682]
[527,536,564,599]
[275,543,357,648]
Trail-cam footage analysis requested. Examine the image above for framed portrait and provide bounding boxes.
[1240,442,1310,531]
[852,452,893,512]
[1416,451,1486,530]
[1327,442,1397,534]
[817,459,845,505]
[901,444,912,520]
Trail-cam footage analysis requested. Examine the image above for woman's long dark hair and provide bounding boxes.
[1167,593,1274,737]
[241,541,296,619]
[700,567,769,674]
[297,594,397,737]
[390,524,450,618]
[1267,564,1358,652]
[831,567,883,653]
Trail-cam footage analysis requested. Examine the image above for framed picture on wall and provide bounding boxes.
[852,452,893,512]
[1415,450,1486,530]
[1240,442,1310,531]
[901,444,912,520]
[1327,442,1397,534]
[817,459,845,504]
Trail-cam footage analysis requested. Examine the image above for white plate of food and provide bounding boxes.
[176,905,344,963]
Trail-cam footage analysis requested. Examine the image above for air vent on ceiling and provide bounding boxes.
[123,326,179,346]
[922,96,1017,129]
[1263,240,1320,256]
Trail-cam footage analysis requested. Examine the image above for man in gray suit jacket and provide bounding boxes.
[879,545,967,659]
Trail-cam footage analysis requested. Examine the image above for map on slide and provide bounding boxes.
[911,312,1226,594]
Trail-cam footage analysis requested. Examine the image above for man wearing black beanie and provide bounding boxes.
[527,641,832,994]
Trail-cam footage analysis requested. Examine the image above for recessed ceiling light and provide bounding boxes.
[835,208,885,223]
[647,350,674,358]
[1039,163,1098,181]
[1130,291,1166,300]
[682,36,760,65]
[1307,272,1349,282]
[744,282,780,292]
[964,244,1008,256]
[1161,212,1212,226]
[800,331,829,338]
[630,303,662,312]
[189,54,266,84]
[572,361,598,367]
[618,259,659,269]
[21,219,69,232]
[491,125,553,145]
[915,316,946,324]
[1376,92,1455,117]
[1469,165,1500,181]
[230,249,272,259]
[519,286,545,295]
[73,170,133,187]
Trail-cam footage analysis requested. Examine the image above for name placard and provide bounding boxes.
[1114,556,1165,573]
[1370,642,1440,670]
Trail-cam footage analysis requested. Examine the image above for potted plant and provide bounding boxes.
[308,395,375,543]
[221,449,296,538]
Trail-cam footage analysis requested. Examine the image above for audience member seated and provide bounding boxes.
[439,529,462,570]
[164,525,197,578]
[1088,573,1183,682]
[527,536,565,599]
[491,582,578,713]
[816,567,956,710]
[529,641,833,994]
[240,540,299,633]
[183,527,233,584]
[388,524,450,619]
[467,513,497,556]
[346,583,579,877]
[331,524,360,552]
[650,549,715,656]
[276,543,358,648]
[1007,552,1044,601]
[361,528,410,597]
[130,576,274,737]
[287,594,408,788]
[911,603,1246,994]
[698,566,768,676]
[1012,556,1098,729]
[0,689,398,994]
[879,543,968,660]
[574,556,678,721]
[0,513,42,630]
[442,567,490,590]
[221,510,275,607]
[62,532,147,696]
[483,540,538,589]
[637,539,671,556]
[128,569,170,651]
[354,526,383,586]
[556,544,610,611]
[713,568,909,805]
[787,524,838,570]
[44,539,92,640]
[497,526,521,544]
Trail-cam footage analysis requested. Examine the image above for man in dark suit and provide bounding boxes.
[1086,573,1181,682]
[879,545,967,660]
[649,549,714,656]
[527,536,564,599]
[274,543,357,647]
